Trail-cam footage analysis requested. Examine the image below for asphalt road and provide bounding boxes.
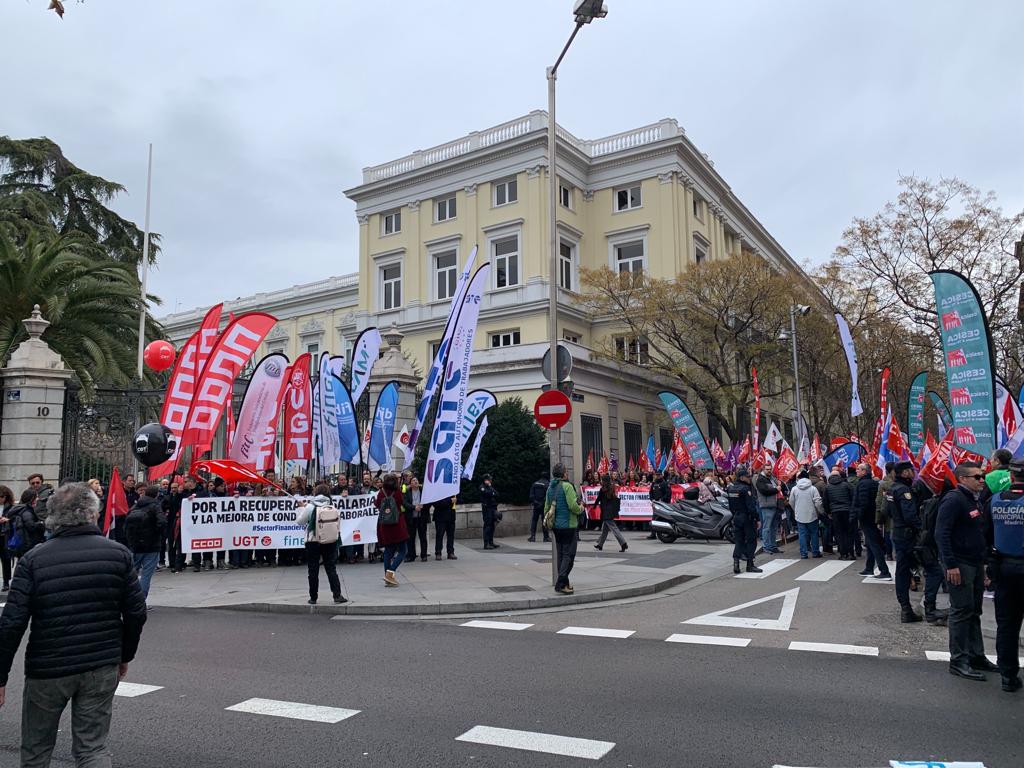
[0,586,1018,768]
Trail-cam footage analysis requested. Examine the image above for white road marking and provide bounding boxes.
[225,698,360,723]
[735,558,799,579]
[115,682,163,698]
[789,641,878,656]
[455,725,615,760]
[683,588,800,631]
[862,573,893,584]
[557,626,635,639]
[925,650,1023,665]
[795,559,855,582]
[666,633,751,647]
[461,620,533,631]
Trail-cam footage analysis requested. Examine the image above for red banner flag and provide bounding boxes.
[189,459,287,493]
[918,432,957,495]
[810,433,822,463]
[104,468,128,536]
[737,436,752,464]
[283,353,313,461]
[773,446,800,481]
[752,366,761,450]
[585,449,595,473]
[871,367,891,455]
[597,454,609,476]
[182,313,277,449]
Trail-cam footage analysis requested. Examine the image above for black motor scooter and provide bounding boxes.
[650,495,734,544]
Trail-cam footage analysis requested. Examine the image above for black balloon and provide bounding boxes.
[132,423,177,467]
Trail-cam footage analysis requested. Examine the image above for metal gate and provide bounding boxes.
[60,386,164,481]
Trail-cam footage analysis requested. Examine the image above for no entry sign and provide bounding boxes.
[534,390,572,430]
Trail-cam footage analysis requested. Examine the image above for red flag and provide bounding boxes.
[829,437,848,452]
[182,313,277,448]
[752,366,761,450]
[871,367,891,455]
[627,455,636,473]
[104,468,129,536]
[283,354,313,461]
[810,433,822,462]
[653,447,661,470]
[585,449,594,473]
[148,304,224,479]
[189,459,287,493]
[673,433,692,470]
[737,436,752,464]
[773,446,800,481]
[918,432,957,495]
[597,454,609,476]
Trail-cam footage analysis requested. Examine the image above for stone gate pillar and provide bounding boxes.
[366,324,420,468]
[0,306,73,493]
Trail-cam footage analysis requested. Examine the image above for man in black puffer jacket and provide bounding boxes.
[824,468,856,560]
[0,482,147,766]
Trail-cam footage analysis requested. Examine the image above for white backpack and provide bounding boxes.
[313,504,340,544]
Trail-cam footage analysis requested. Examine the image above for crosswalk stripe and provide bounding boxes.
[225,697,360,723]
[461,620,533,631]
[666,633,751,647]
[115,683,163,698]
[789,641,878,656]
[795,559,855,582]
[455,725,615,760]
[557,626,635,639]
[862,573,893,584]
[735,559,799,579]
[926,650,1024,665]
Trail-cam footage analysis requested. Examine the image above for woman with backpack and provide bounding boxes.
[0,485,13,591]
[593,474,627,552]
[295,484,347,605]
[7,489,45,562]
[374,473,408,587]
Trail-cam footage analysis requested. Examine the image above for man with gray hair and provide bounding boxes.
[0,482,147,766]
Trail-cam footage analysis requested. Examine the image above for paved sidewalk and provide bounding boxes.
[147,531,731,615]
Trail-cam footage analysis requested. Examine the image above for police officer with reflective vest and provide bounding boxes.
[727,468,762,574]
[986,459,1024,693]
[887,461,944,623]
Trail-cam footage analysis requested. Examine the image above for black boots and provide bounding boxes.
[923,602,948,625]
[745,561,763,573]
[949,662,986,682]
[733,559,741,574]
[1003,675,1023,692]
[900,606,923,623]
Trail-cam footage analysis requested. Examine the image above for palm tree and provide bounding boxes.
[0,230,162,389]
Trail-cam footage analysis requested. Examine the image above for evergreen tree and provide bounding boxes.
[458,398,547,506]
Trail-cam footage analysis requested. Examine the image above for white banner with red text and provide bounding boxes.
[181,494,378,554]
[580,484,695,520]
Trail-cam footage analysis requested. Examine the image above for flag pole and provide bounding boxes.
[136,143,154,381]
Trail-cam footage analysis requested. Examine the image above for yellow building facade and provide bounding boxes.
[163,111,812,477]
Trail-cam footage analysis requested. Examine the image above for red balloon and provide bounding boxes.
[143,340,176,372]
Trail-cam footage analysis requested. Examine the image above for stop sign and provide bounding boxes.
[534,390,572,430]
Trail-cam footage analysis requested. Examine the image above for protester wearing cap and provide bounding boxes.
[726,468,761,574]
[984,459,1024,692]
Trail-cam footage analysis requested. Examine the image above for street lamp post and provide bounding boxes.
[546,1,607,586]
[787,304,810,450]
[547,0,607,477]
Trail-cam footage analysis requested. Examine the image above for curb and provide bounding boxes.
[209,572,697,617]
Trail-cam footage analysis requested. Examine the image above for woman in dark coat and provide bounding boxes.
[374,473,408,587]
[593,474,628,552]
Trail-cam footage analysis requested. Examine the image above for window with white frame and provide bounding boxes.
[434,248,458,301]
[306,343,319,376]
[559,183,573,209]
[492,234,519,289]
[435,195,456,222]
[559,240,574,291]
[380,262,402,310]
[614,239,645,275]
[381,208,401,235]
[614,184,642,212]
[614,336,650,365]
[562,330,580,344]
[493,176,518,207]
[490,329,521,348]
[693,234,709,265]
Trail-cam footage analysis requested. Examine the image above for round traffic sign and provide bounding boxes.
[534,390,572,430]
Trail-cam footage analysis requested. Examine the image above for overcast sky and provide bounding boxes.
[4,0,1022,317]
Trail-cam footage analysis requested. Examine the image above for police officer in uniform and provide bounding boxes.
[986,459,1024,692]
[888,461,945,623]
[727,468,762,574]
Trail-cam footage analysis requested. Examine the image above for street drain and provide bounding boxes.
[490,585,534,593]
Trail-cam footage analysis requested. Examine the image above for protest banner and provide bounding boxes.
[181,493,379,554]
